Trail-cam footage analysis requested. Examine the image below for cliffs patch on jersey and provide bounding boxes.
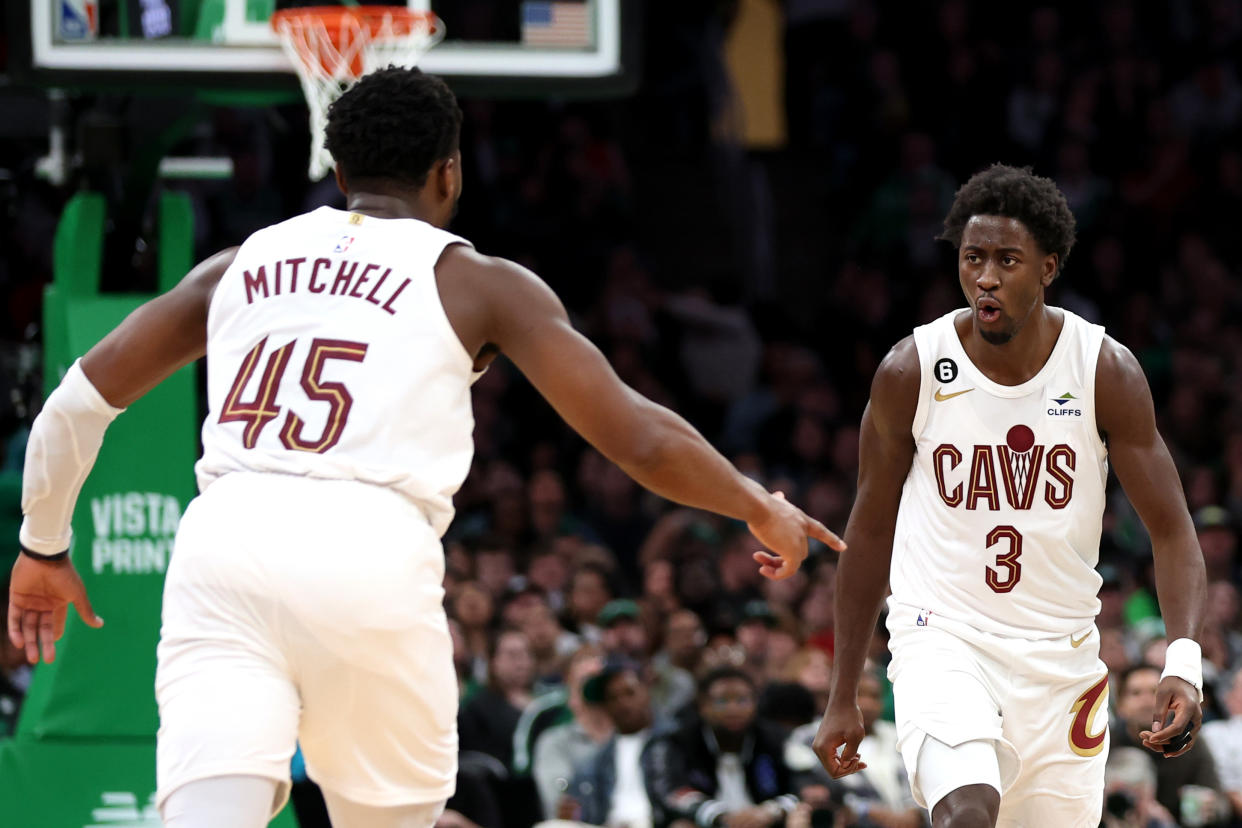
[933,424,1075,511]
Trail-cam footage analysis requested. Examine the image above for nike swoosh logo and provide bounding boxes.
[934,388,974,402]
[1070,631,1091,648]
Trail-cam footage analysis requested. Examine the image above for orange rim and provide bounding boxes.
[271,6,440,39]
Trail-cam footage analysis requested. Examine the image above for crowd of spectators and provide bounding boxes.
[2,0,1242,826]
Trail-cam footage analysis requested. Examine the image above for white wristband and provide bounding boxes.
[1161,638,1203,702]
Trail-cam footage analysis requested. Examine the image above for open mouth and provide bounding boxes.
[977,296,1001,324]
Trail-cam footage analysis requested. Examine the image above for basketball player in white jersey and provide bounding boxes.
[6,68,843,828]
[812,165,1207,827]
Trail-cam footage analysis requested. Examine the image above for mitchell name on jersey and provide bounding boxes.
[238,256,413,315]
[890,308,1109,639]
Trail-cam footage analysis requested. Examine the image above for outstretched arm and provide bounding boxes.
[8,248,235,664]
[1096,336,1206,757]
[440,248,844,577]
[813,337,919,778]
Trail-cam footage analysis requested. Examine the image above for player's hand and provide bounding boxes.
[812,701,868,779]
[7,554,103,664]
[748,491,846,581]
[1139,676,1201,758]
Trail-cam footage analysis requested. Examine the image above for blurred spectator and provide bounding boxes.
[644,666,798,828]
[532,646,612,819]
[460,628,537,769]
[453,581,497,684]
[736,600,779,682]
[1103,747,1178,828]
[1112,664,1226,824]
[558,661,669,827]
[521,599,576,686]
[1196,506,1238,584]
[784,647,833,715]
[528,546,571,613]
[564,564,615,642]
[598,600,647,662]
[1202,669,1242,822]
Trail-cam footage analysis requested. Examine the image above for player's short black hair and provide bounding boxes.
[325,66,462,188]
[938,163,1077,279]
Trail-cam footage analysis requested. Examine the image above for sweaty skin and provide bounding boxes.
[9,157,844,664]
[813,216,1206,791]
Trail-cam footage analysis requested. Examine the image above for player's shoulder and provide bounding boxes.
[873,335,921,395]
[180,246,240,299]
[1094,334,1154,432]
[437,245,557,304]
[868,335,920,432]
[1095,334,1144,381]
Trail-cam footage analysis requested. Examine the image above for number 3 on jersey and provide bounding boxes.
[220,336,368,454]
[985,525,1022,593]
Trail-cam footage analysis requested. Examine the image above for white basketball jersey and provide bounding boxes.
[196,206,477,537]
[889,308,1108,638]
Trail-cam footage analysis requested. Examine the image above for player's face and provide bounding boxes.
[958,215,1057,346]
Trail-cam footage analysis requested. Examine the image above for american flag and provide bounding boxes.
[521,1,592,48]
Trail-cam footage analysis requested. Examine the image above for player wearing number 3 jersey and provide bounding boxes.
[7,67,844,828]
[813,165,1208,828]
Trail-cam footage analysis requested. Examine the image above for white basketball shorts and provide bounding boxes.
[887,603,1109,828]
[155,471,458,816]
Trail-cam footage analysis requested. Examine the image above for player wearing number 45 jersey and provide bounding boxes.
[7,67,843,828]
[813,165,1208,828]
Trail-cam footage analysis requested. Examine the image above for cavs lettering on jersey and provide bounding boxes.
[890,308,1108,638]
[196,207,477,537]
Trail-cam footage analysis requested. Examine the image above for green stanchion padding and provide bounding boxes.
[158,192,195,294]
[0,192,299,825]
[52,192,105,298]
[0,740,299,827]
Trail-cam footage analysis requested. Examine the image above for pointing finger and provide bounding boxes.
[806,516,847,552]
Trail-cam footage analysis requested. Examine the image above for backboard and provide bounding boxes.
[10,0,638,97]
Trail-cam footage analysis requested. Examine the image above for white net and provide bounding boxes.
[273,8,444,179]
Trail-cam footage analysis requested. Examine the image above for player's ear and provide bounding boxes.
[1042,253,1058,287]
[333,166,349,197]
[440,151,463,203]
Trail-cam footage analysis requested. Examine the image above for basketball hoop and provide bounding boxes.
[272,6,444,180]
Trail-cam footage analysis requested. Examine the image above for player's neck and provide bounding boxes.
[961,304,1064,386]
[344,191,443,226]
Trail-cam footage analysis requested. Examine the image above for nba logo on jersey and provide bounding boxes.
[916,610,933,627]
[333,235,355,253]
[59,0,98,40]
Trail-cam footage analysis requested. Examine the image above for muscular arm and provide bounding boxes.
[1096,336,1206,751]
[813,337,919,776]
[438,248,841,573]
